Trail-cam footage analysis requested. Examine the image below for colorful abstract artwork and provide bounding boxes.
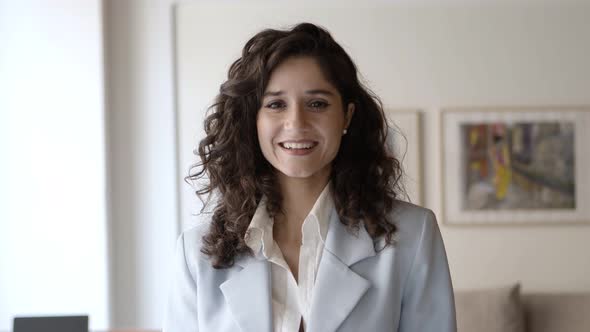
[441,107,590,225]
[461,122,575,210]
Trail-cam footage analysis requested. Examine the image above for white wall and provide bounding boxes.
[175,1,590,294]
[103,0,179,328]
[0,0,109,330]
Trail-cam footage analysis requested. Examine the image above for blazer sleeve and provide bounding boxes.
[397,210,457,332]
[163,233,199,332]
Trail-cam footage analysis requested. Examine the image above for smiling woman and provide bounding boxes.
[257,56,354,180]
[165,23,456,332]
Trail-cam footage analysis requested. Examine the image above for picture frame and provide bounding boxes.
[384,109,423,206]
[440,106,590,225]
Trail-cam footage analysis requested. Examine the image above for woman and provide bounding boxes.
[165,23,456,332]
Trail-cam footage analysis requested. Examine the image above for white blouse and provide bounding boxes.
[244,184,333,332]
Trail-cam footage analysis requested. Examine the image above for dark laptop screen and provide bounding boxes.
[13,315,88,332]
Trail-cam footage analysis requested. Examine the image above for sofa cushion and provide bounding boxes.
[522,293,590,332]
[455,283,525,332]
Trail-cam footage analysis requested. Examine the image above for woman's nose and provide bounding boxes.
[284,104,307,129]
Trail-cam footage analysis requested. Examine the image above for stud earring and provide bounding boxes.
[343,129,348,135]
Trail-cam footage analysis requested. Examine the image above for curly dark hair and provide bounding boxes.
[187,22,405,268]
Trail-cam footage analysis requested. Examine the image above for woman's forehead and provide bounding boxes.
[264,57,339,96]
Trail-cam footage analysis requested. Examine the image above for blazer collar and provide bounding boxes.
[219,254,272,332]
[323,208,377,266]
[306,209,376,332]
[220,208,376,332]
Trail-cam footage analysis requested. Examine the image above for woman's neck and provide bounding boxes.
[274,169,330,244]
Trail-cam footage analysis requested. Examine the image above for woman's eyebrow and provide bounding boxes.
[263,90,284,97]
[305,89,335,96]
[262,89,335,97]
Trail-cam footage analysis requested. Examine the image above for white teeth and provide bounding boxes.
[281,142,315,149]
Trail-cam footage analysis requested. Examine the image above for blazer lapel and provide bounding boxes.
[219,255,273,332]
[307,211,376,332]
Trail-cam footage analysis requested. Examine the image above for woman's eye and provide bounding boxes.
[309,100,329,110]
[265,101,285,110]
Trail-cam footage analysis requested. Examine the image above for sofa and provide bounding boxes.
[454,284,590,332]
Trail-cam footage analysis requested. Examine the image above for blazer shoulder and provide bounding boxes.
[388,200,439,243]
[178,218,212,263]
[390,200,437,226]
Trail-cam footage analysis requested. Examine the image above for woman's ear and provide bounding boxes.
[345,102,355,129]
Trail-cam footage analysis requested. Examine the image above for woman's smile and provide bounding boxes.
[278,140,319,155]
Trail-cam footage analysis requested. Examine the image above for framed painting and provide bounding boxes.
[441,106,590,225]
[385,110,423,205]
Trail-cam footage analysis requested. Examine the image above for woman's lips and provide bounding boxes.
[278,141,318,155]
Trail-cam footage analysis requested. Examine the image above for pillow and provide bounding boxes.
[454,283,525,332]
[523,293,590,332]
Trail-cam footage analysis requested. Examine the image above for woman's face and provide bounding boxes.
[256,56,354,180]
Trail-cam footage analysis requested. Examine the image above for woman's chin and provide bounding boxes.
[276,165,331,181]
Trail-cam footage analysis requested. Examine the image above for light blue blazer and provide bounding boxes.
[164,201,457,332]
